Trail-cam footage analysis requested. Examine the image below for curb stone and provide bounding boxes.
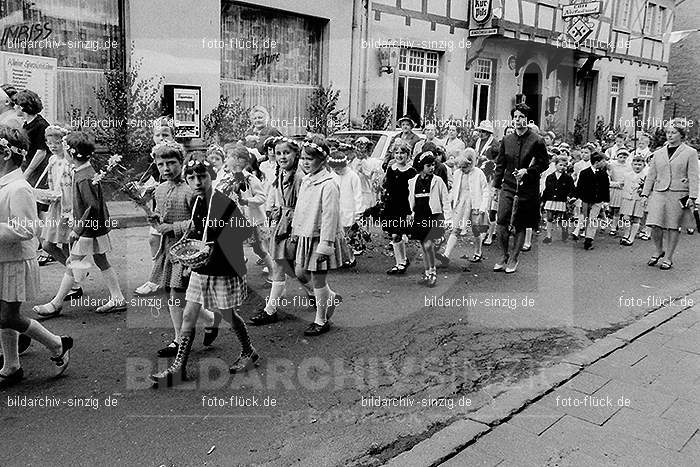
[385,420,489,467]
[382,297,698,467]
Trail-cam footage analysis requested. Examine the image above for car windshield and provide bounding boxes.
[331,132,387,159]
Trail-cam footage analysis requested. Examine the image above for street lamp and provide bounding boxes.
[378,47,399,75]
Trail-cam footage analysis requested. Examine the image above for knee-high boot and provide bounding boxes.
[149,332,193,387]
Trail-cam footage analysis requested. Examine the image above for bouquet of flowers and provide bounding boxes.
[92,154,153,216]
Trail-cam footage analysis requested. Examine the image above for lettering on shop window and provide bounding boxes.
[1,22,53,46]
[252,52,281,72]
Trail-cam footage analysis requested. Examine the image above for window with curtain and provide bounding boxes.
[0,0,123,69]
[609,77,622,125]
[639,80,655,127]
[221,1,323,85]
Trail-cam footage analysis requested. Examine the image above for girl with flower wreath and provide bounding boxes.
[33,131,127,317]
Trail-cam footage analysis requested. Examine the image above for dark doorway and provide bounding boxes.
[522,63,542,127]
[580,71,598,140]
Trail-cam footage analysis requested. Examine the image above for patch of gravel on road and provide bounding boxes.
[584,323,627,341]
[274,321,590,466]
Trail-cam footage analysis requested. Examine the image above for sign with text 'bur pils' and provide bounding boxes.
[0,51,57,122]
[471,0,493,24]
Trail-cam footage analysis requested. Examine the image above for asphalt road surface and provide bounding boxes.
[2,226,699,466]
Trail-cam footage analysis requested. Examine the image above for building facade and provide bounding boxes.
[357,0,676,140]
[0,0,680,143]
[664,0,700,139]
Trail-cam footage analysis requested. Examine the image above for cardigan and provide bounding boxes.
[190,189,249,277]
[408,174,450,217]
[72,162,111,237]
[451,167,490,212]
[642,143,699,198]
[576,167,610,204]
[291,168,342,249]
[493,128,548,199]
[331,168,363,227]
[542,172,575,203]
[0,168,40,263]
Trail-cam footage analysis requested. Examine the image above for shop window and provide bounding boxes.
[221,2,323,85]
[472,58,493,124]
[0,0,123,70]
[396,48,439,126]
[639,80,655,127]
[609,77,622,125]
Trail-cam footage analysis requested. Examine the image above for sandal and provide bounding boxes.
[33,302,62,319]
[647,252,665,266]
[659,259,673,270]
[620,238,633,246]
[37,254,55,266]
[470,253,483,263]
[95,299,127,314]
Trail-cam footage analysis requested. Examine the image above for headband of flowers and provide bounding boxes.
[272,136,301,149]
[338,142,358,152]
[186,159,212,168]
[0,137,27,160]
[302,141,328,157]
[206,144,225,158]
[45,124,70,137]
[151,140,185,157]
[419,151,435,162]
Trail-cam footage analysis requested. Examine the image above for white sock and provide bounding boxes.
[392,241,403,266]
[475,234,484,256]
[23,320,61,354]
[444,234,458,258]
[169,306,183,341]
[101,267,125,303]
[313,286,330,325]
[399,240,407,264]
[53,271,75,306]
[265,281,286,314]
[629,222,640,241]
[0,329,20,372]
[525,228,533,245]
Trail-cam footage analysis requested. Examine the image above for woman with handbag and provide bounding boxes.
[641,119,698,270]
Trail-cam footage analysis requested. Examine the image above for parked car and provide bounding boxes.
[331,130,426,164]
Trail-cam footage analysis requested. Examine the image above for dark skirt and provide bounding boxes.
[411,213,445,242]
[496,190,541,229]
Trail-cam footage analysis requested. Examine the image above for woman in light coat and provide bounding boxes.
[641,119,698,270]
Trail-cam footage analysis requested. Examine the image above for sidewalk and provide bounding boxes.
[388,294,700,466]
[107,201,150,228]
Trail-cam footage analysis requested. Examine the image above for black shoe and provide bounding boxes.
[157,340,178,357]
[304,322,331,336]
[18,334,31,355]
[386,263,408,275]
[0,367,24,388]
[342,259,357,269]
[583,238,594,250]
[249,310,280,326]
[542,237,552,244]
[50,336,73,376]
[203,312,222,346]
[63,287,83,302]
[427,274,437,288]
[570,233,579,242]
[229,350,260,374]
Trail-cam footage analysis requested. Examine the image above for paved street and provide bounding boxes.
[2,224,699,466]
[441,305,700,466]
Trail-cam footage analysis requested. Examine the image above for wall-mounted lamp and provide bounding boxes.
[378,47,399,75]
[661,82,676,101]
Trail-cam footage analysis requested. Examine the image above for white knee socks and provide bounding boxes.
[0,329,20,371]
[23,320,61,353]
[101,267,125,303]
[444,234,458,258]
[313,286,330,325]
[169,306,183,341]
[525,228,533,246]
[265,281,286,315]
[53,271,76,307]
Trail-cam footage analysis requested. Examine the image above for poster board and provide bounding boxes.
[0,51,57,122]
